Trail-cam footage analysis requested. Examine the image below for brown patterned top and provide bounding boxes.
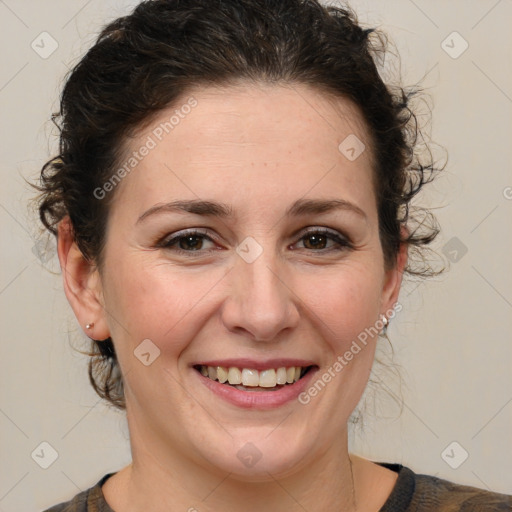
[43,462,512,511]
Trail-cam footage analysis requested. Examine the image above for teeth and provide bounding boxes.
[242,368,260,387]
[199,365,308,387]
[228,367,242,385]
[276,367,287,385]
[216,366,228,383]
[259,369,277,388]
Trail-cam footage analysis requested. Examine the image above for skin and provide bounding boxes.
[58,83,407,511]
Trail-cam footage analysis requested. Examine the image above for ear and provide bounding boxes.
[57,217,110,341]
[380,228,408,316]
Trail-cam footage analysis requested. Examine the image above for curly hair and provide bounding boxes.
[34,0,443,410]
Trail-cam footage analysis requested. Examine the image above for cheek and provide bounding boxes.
[102,256,227,353]
[296,264,383,349]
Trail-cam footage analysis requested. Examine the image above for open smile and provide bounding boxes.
[192,361,319,408]
[194,364,314,391]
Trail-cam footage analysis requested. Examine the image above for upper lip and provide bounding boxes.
[193,358,317,371]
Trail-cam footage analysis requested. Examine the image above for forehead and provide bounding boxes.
[163,82,371,163]
[111,82,376,222]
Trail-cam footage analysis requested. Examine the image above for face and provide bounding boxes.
[73,83,404,479]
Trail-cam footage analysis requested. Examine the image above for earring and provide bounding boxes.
[381,315,388,335]
[85,323,94,330]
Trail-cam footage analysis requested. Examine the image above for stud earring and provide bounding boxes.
[85,323,94,330]
[381,315,388,335]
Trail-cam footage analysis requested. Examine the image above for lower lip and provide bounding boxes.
[194,368,318,409]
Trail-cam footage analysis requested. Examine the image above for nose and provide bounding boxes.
[220,247,300,342]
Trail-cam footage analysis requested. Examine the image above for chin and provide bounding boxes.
[195,427,317,482]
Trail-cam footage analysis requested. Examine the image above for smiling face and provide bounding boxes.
[76,82,405,479]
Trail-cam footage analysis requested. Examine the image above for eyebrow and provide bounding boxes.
[136,198,367,224]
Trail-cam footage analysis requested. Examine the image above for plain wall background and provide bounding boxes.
[0,1,511,510]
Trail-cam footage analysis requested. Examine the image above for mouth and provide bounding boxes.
[193,364,315,392]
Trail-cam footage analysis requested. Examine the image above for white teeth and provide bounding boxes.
[200,365,308,388]
[276,367,287,385]
[227,367,242,385]
[242,368,260,387]
[216,366,228,383]
[259,369,277,388]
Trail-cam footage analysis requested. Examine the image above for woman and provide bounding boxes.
[34,0,511,510]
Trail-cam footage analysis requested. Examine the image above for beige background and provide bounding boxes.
[0,1,511,510]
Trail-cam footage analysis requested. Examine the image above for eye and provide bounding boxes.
[157,229,217,254]
[156,227,352,256]
[293,227,352,252]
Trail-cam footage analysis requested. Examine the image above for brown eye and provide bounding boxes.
[302,233,329,250]
[177,235,205,251]
[294,228,351,252]
[157,229,217,254]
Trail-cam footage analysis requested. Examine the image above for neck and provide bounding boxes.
[108,419,361,512]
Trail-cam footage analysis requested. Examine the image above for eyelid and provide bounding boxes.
[156,227,218,248]
[295,225,349,240]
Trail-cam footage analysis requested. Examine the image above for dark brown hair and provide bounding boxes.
[34,0,443,410]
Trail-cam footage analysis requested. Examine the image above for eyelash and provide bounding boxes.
[156,227,352,256]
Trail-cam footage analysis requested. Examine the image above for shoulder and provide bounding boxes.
[412,472,512,511]
[42,473,115,512]
[377,461,512,512]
